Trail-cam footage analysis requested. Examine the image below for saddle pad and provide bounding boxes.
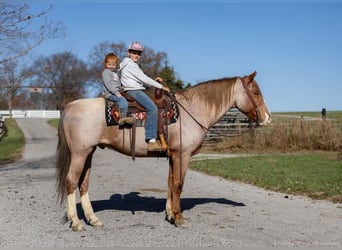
[105,98,179,127]
[105,99,147,127]
[105,99,120,126]
[163,98,179,124]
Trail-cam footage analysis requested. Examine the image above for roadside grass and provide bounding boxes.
[47,119,59,129]
[190,152,342,203]
[211,113,342,153]
[0,118,25,163]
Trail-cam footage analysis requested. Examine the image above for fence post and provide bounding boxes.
[321,108,326,121]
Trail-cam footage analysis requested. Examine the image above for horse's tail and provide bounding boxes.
[56,112,70,206]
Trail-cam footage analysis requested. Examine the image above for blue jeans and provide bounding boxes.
[126,90,158,141]
[107,95,128,112]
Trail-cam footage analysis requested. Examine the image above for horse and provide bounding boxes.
[56,71,271,231]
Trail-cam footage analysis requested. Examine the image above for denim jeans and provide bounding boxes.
[107,95,128,112]
[126,90,158,140]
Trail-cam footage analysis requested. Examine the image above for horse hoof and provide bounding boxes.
[89,218,104,228]
[174,218,186,228]
[165,214,174,224]
[71,223,85,231]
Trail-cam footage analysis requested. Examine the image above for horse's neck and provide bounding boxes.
[177,79,236,129]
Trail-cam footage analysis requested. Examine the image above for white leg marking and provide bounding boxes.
[81,192,103,227]
[67,192,85,231]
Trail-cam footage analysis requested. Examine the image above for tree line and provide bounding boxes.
[0,1,189,113]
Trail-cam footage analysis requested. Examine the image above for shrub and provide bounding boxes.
[210,119,342,153]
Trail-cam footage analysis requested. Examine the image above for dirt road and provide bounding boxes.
[0,118,341,247]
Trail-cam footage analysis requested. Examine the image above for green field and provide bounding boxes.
[190,153,342,202]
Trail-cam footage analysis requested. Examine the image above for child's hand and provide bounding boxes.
[162,86,170,93]
[155,77,164,83]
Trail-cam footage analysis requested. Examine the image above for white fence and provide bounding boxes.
[0,110,60,119]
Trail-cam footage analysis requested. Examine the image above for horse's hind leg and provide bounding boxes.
[79,151,103,228]
[66,154,89,231]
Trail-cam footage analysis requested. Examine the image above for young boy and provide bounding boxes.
[119,41,170,151]
[102,53,134,126]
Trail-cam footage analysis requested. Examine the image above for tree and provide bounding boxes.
[0,1,64,66]
[88,41,188,97]
[158,64,190,91]
[0,60,31,114]
[23,52,91,110]
[88,41,127,78]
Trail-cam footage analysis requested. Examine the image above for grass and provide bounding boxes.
[0,118,25,163]
[210,114,342,153]
[272,110,342,118]
[190,153,342,202]
[47,119,59,129]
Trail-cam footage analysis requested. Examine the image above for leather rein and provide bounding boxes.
[168,76,261,136]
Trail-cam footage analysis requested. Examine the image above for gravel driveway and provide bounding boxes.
[0,118,341,247]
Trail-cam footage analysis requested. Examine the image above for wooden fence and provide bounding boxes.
[204,108,251,145]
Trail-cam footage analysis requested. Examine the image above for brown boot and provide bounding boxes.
[147,140,163,151]
[118,116,134,126]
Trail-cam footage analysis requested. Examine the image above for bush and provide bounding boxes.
[211,119,342,153]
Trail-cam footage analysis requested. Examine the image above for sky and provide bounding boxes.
[24,0,342,112]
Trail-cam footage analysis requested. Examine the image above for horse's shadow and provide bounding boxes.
[76,192,245,217]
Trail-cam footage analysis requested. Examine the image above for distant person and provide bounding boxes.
[102,53,134,126]
[119,41,170,151]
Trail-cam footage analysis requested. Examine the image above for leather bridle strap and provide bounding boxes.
[239,77,260,126]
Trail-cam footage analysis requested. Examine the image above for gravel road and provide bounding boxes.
[0,118,341,247]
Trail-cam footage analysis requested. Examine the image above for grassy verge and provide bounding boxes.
[190,152,342,202]
[47,119,59,129]
[0,118,25,164]
[210,115,342,153]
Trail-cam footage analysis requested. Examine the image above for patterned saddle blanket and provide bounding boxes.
[104,95,179,127]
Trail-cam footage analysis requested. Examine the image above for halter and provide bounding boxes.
[168,76,261,134]
[239,77,261,127]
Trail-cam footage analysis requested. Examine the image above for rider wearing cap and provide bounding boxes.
[119,41,170,151]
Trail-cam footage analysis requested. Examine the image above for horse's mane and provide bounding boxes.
[177,77,237,111]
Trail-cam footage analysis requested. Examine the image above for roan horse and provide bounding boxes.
[56,71,271,231]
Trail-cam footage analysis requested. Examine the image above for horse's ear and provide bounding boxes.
[244,71,257,83]
[249,71,257,79]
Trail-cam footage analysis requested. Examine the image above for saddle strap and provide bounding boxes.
[131,122,136,161]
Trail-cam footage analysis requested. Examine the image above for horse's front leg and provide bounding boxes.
[166,162,174,222]
[166,154,189,227]
[79,151,103,228]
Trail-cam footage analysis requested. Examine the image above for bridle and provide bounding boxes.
[239,77,261,127]
[168,76,261,134]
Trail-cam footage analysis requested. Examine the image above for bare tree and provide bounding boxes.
[23,52,91,110]
[0,60,32,114]
[0,1,64,65]
[88,41,186,96]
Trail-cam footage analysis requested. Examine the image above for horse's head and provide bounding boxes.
[234,71,271,126]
